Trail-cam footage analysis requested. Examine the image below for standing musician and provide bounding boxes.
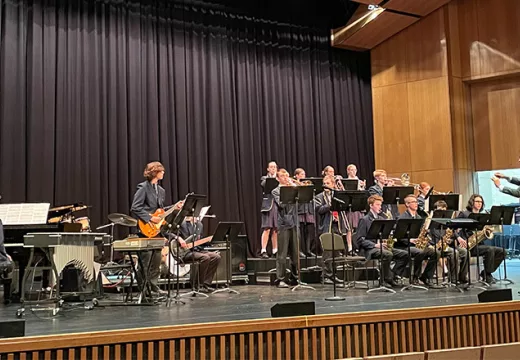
[315,175,349,284]
[260,161,279,259]
[396,195,437,286]
[131,161,179,295]
[456,194,505,284]
[492,156,520,198]
[294,168,316,257]
[368,169,398,219]
[417,182,431,213]
[354,195,408,287]
[175,217,221,293]
[322,165,335,178]
[346,164,366,231]
[272,169,299,288]
[429,200,468,285]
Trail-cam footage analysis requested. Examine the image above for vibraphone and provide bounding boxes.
[17,232,105,316]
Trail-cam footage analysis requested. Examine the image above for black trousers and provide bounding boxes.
[471,245,505,274]
[366,247,408,282]
[183,250,221,286]
[395,245,436,279]
[276,228,299,282]
[299,222,316,255]
[437,247,469,282]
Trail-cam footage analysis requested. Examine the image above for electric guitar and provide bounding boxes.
[171,235,213,258]
[138,200,183,238]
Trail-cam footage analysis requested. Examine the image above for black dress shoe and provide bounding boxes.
[386,279,401,287]
[306,252,316,257]
[261,252,269,259]
[299,251,307,258]
[203,284,215,292]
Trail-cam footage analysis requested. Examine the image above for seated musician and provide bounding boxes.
[429,200,468,285]
[315,175,348,284]
[368,170,398,219]
[354,195,408,287]
[294,168,316,258]
[396,195,437,287]
[131,161,178,295]
[172,217,221,293]
[456,194,505,284]
[272,169,299,288]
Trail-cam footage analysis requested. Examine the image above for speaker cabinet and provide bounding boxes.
[0,319,25,338]
[271,301,316,317]
[478,288,512,303]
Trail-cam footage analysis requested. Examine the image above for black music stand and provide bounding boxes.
[341,180,359,191]
[490,205,517,285]
[366,219,396,294]
[434,218,479,292]
[431,210,455,285]
[280,185,316,291]
[263,178,279,195]
[333,190,369,255]
[161,193,207,306]
[382,186,414,218]
[394,218,426,292]
[467,213,492,288]
[428,194,460,212]
[303,178,324,194]
[212,222,243,295]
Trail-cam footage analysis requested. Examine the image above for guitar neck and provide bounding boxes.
[160,202,181,219]
[186,236,213,249]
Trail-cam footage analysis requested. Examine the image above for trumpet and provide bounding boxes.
[289,178,313,186]
[386,173,419,187]
[334,175,345,190]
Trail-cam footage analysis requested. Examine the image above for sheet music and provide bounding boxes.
[0,203,50,225]
[198,205,211,219]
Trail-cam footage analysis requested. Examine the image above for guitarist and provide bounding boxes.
[131,161,172,295]
[176,217,221,292]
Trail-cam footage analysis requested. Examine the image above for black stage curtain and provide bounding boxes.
[0,0,373,255]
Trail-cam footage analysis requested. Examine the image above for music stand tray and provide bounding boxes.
[303,178,324,194]
[263,178,279,194]
[428,194,460,212]
[341,179,359,191]
[382,186,414,205]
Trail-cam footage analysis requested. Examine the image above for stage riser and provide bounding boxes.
[2,302,520,359]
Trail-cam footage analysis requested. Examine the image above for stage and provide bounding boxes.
[2,260,520,338]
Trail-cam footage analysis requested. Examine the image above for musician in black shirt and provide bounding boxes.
[456,194,504,284]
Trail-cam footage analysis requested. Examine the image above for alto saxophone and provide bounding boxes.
[436,228,453,252]
[415,212,433,251]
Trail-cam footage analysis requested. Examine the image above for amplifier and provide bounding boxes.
[210,234,248,275]
[0,319,25,338]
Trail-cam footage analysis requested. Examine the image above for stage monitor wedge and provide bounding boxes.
[478,288,512,303]
[270,301,315,318]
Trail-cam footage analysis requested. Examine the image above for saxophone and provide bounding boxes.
[382,210,395,249]
[436,228,453,252]
[468,225,495,250]
[415,212,433,251]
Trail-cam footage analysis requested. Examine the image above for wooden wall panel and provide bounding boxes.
[407,77,453,172]
[470,77,520,170]
[488,86,520,169]
[384,0,452,16]
[411,169,454,193]
[404,8,448,82]
[475,0,520,77]
[371,30,409,88]
[456,0,480,79]
[372,84,412,173]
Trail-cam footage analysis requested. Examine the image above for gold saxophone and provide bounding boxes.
[468,225,495,250]
[415,212,433,250]
[382,210,395,249]
[436,228,453,252]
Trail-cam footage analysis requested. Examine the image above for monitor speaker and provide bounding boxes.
[0,319,25,338]
[478,288,512,303]
[271,301,315,318]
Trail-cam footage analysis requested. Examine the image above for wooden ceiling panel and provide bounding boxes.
[384,0,452,16]
[351,0,384,4]
[335,11,418,50]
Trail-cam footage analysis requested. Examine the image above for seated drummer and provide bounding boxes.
[171,216,221,293]
[395,195,437,287]
[429,200,468,285]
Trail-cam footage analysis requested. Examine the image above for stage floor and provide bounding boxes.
[2,260,520,337]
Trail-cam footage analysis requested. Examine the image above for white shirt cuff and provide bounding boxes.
[499,185,505,191]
